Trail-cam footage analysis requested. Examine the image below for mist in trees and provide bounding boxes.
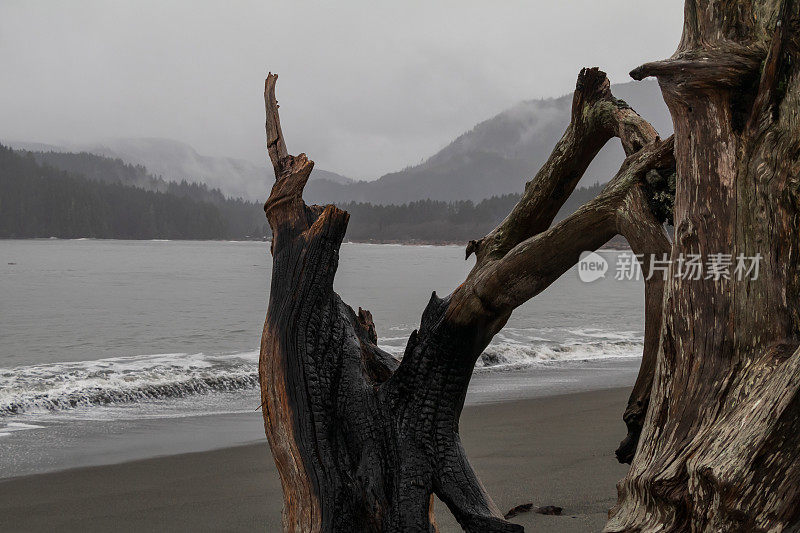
[3,144,611,243]
[0,145,255,240]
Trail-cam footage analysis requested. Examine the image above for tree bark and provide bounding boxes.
[259,68,674,532]
[606,1,800,531]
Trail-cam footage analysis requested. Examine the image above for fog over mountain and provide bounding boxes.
[81,138,354,199]
[6,79,670,205]
[304,79,671,204]
[4,138,351,201]
[1,2,683,180]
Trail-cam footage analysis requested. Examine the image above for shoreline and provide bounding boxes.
[1,237,632,249]
[0,387,632,532]
[0,358,641,480]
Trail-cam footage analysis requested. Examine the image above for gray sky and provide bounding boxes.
[0,1,683,180]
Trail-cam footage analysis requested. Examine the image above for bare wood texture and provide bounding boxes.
[613,181,672,464]
[259,69,673,532]
[606,1,800,531]
[468,68,659,267]
[465,68,671,464]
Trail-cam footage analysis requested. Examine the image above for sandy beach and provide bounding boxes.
[0,387,631,532]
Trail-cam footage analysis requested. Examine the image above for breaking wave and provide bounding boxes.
[0,351,260,416]
[1,328,643,416]
[474,339,643,370]
[381,327,643,370]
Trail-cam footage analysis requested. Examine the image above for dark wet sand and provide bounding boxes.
[0,387,631,532]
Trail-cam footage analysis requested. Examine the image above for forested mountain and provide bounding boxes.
[0,145,266,240]
[8,138,351,201]
[6,79,669,207]
[3,81,653,241]
[304,79,671,205]
[29,151,161,190]
[6,79,668,211]
[1,144,610,243]
[341,182,607,243]
[23,149,267,239]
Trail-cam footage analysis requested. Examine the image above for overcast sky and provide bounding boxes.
[0,1,683,180]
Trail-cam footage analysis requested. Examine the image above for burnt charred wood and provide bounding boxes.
[259,68,674,532]
[259,2,800,529]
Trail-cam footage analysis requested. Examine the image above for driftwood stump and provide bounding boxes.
[607,1,800,531]
[259,68,674,531]
[260,4,800,528]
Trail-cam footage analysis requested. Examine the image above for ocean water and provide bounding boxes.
[0,240,644,477]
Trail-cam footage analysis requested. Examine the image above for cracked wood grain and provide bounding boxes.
[607,1,800,531]
[259,69,675,532]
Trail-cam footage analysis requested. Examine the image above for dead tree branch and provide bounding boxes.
[259,69,674,532]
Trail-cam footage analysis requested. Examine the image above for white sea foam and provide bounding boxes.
[0,351,259,416]
[1,328,643,417]
[381,327,643,370]
[566,328,642,340]
[474,339,643,370]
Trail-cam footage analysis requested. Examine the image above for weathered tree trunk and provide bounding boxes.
[259,68,674,532]
[606,1,800,531]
